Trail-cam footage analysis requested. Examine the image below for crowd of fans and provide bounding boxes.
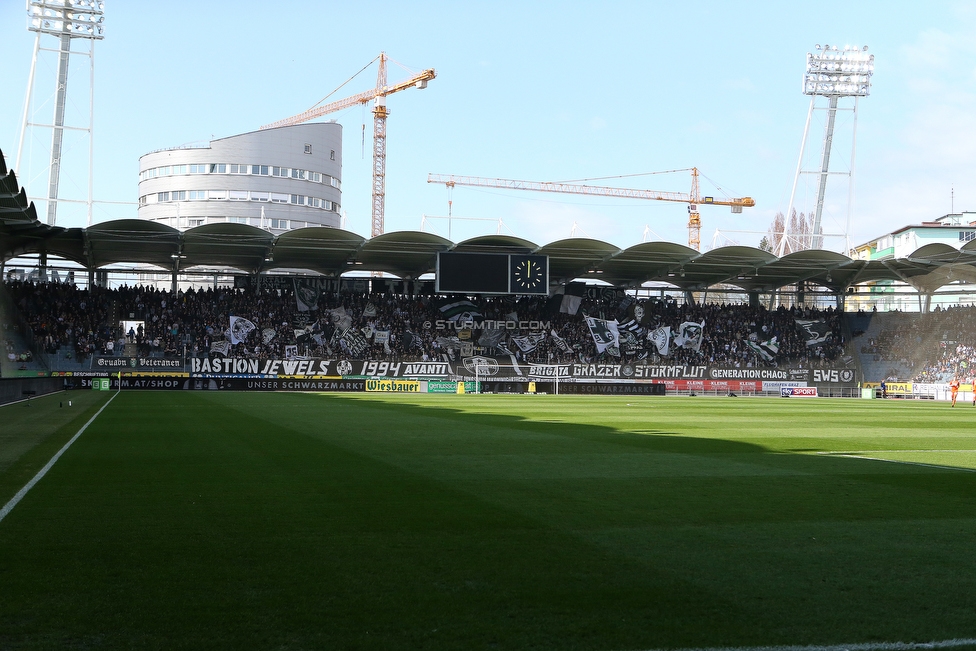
[3,279,850,370]
[855,306,976,383]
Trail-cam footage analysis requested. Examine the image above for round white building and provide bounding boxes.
[137,123,342,232]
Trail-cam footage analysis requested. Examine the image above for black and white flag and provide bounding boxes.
[210,340,231,356]
[550,329,573,354]
[342,328,371,356]
[478,328,506,349]
[648,326,671,356]
[795,318,831,347]
[229,316,257,345]
[584,316,619,354]
[261,328,277,345]
[673,321,705,352]
[294,278,321,312]
[746,336,780,362]
[512,332,546,352]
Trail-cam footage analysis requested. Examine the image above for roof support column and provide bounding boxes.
[748,291,759,309]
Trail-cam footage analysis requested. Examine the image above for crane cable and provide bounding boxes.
[308,55,380,112]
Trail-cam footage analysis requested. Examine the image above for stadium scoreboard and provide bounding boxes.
[435,252,549,295]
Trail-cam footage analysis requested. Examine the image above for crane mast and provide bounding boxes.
[262,53,435,238]
[427,168,754,250]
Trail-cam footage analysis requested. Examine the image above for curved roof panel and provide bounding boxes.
[356,230,453,278]
[453,234,538,253]
[673,245,776,290]
[181,223,274,273]
[596,241,699,287]
[537,237,621,282]
[268,226,365,276]
[86,219,181,269]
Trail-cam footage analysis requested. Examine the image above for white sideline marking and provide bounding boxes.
[817,451,976,473]
[0,390,65,408]
[632,638,976,651]
[0,391,118,525]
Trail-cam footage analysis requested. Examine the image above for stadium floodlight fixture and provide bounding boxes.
[28,0,105,40]
[803,44,873,97]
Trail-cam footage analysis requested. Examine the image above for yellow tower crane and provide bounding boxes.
[426,168,754,251]
[262,52,435,238]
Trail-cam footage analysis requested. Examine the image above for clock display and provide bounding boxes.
[510,255,548,294]
[435,252,548,295]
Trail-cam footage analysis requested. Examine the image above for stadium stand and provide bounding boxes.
[4,279,849,372]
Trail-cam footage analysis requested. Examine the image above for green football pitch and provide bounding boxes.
[2,390,976,650]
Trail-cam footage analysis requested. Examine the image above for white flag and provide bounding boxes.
[648,326,671,356]
[673,321,705,352]
[229,316,257,345]
[584,317,619,354]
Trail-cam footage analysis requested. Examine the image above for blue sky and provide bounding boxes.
[1,1,974,253]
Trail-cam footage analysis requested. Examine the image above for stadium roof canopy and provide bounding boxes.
[5,149,976,293]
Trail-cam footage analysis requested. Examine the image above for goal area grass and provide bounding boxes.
[2,390,976,650]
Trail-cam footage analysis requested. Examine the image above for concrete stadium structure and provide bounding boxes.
[137,123,343,233]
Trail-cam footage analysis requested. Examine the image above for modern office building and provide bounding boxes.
[137,123,342,232]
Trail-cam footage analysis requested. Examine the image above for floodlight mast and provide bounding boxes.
[19,0,105,229]
[778,44,873,257]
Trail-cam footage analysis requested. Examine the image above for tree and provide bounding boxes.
[758,236,772,252]
[766,209,817,255]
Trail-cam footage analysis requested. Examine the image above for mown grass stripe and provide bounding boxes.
[0,391,117,525]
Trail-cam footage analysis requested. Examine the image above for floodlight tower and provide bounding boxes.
[778,44,874,257]
[16,0,105,228]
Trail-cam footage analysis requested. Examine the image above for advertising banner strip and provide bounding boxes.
[184,357,857,385]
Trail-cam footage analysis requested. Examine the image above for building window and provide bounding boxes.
[173,165,187,175]
[309,172,321,183]
[138,195,148,206]
[229,190,248,201]
[251,192,269,202]
[157,192,170,202]
[208,190,227,200]
[229,216,249,225]
[188,219,204,227]
[960,231,976,243]
[230,164,248,174]
[330,177,339,188]
[209,163,227,174]
[330,150,335,161]
[172,190,187,201]
[290,194,307,205]
[270,193,289,203]
[188,190,207,200]
[270,219,288,229]
[272,166,288,177]
[304,144,312,154]
[189,164,208,174]
[252,164,269,175]
[291,168,306,180]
